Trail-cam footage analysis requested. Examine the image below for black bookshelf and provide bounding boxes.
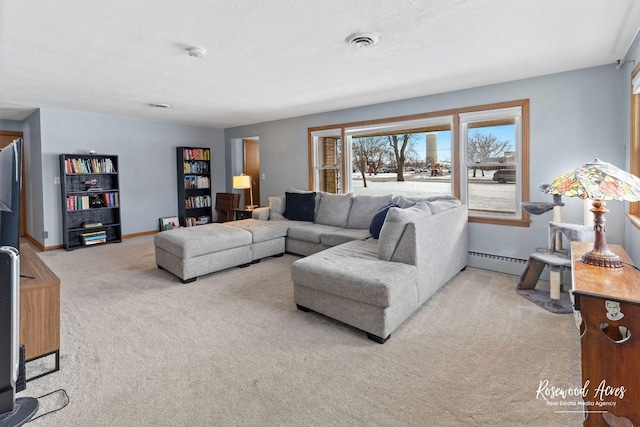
[177,147,212,227]
[59,154,122,251]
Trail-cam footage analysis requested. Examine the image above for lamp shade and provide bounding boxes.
[546,158,640,268]
[547,158,640,201]
[232,175,251,190]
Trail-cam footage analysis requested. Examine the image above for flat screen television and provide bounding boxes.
[0,137,21,251]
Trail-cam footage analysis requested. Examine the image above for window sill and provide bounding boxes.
[469,216,531,227]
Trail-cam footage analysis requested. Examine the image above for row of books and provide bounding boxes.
[81,230,107,246]
[184,175,210,189]
[185,195,211,209]
[183,161,209,174]
[67,192,119,211]
[65,157,116,174]
[183,148,210,161]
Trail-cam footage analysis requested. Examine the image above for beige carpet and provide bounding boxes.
[17,235,583,426]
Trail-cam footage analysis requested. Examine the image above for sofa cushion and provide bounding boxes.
[378,202,432,261]
[369,202,400,239]
[288,223,342,244]
[291,240,418,308]
[153,223,252,259]
[225,218,290,243]
[320,228,372,247]
[268,196,286,220]
[283,192,316,222]
[426,197,461,214]
[391,196,418,208]
[347,194,393,229]
[315,192,353,227]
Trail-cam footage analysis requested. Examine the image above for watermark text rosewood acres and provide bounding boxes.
[536,379,626,408]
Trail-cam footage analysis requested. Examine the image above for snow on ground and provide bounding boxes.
[350,171,516,212]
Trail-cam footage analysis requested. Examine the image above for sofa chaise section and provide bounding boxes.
[292,239,419,343]
[292,201,468,343]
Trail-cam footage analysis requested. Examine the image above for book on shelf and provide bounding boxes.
[82,222,103,228]
[83,239,106,245]
[184,175,210,189]
[65,157,117,174]
[183,161,209,174]
[81,230,106,238]
[182,148,210,161]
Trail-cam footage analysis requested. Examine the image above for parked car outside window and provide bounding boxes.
[492,169,516,184]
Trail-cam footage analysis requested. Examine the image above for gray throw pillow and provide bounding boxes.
[269,196,286,220]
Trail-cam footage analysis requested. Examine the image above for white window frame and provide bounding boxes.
[310,128,344,193]
[459,106,523,220]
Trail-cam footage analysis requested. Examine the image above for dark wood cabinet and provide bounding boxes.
[177,147,212,226]
[572,241,640,426]
[59,154,121,250]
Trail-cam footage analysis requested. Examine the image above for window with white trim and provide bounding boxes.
[308,99,530,226]
[310,129,344,194]
[460,107,523,220]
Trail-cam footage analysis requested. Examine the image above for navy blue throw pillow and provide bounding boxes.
[369,202,399,239]
[283,192,316,222]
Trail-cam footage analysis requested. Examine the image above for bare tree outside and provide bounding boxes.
[387,133,418,181]
[467,131,511,177]
[352,136,389,187]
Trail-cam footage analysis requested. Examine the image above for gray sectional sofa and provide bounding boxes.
[154,190,468,343]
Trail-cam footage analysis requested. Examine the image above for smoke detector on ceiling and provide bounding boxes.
[345,32,380,48]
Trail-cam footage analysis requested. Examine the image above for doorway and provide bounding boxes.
[0,131,25,237]
[243,139,260,207]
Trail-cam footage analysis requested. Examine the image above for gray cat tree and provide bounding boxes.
[517,185,594,313]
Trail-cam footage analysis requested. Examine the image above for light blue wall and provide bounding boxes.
[34,109,225,247]
[225,64,626,273]
[0,119,23,132]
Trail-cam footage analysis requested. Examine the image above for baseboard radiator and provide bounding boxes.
[468,251,528,276]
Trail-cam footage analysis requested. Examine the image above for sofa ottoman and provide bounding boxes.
[154,223,253,283]
[225,218,291,260]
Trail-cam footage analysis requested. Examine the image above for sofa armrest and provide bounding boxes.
[252,207,270,220]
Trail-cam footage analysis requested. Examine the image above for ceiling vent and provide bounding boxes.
[345,32,380,48]
[188,47,206,58]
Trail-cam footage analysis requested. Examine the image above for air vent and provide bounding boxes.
[345,32,380,48]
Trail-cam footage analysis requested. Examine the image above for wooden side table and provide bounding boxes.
[572,241,639,426]
[233,208,254,220]
[20,244,60,380]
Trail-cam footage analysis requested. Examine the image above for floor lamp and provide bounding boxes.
[233,174,257,209]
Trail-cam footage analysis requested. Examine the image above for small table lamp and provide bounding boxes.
[233,174,257,209]
[547,158,640,267]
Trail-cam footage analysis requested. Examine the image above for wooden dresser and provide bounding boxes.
[572,241,639,426]
[19,243,60,379]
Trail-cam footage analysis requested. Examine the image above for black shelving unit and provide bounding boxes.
[177,147,212,226]
[59,154,122,250]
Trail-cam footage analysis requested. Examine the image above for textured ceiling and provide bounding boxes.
[1,0,639,128]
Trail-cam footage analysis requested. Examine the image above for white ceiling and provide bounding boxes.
[1,0,639,129]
